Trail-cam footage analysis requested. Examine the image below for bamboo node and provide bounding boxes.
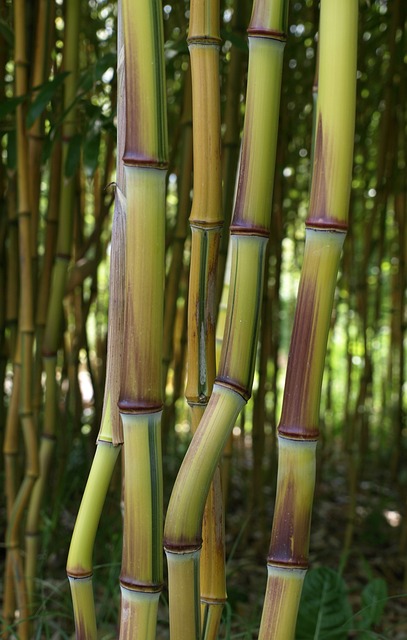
[216,377,250,401]
[247,28,287,42]
[118,399,163,414]
[122,152,168,169]
[229,223,270,238]
[305,219,348,232]
[187,36,222,47]
[277,426,319,440]
[119,577,163,593]
[266,558,309,570]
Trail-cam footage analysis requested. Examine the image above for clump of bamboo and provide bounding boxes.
[116,0,168,636]
[258,2,358,637]
[164,1,288,637]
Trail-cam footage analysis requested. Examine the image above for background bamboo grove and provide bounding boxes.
[0,0,406,639]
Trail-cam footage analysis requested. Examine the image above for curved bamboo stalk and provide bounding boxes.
[66,10,127,636]
[259,2,358,637]
[164,2,288,638]
[117,1,168,636]
[177,1,226,637]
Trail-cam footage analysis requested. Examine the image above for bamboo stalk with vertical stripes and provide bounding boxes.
[258,2,358,637]
[164,2,288,637]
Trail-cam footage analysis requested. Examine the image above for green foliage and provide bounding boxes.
[357,578,388,635]
[295,568,388,640]
[296,568,352,639]
[26,72,70,129]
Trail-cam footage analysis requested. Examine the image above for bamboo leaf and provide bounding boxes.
[83,128,101,177]
[164,38,188,60]
[65,133,82,178]
[295,568,352,639]
[26,72,70,129]
[0,18,14,46]
[0,95,26,119]
[79,52,117,91]
[357,578,387,630]
[221,28,248,52]
[6,129,16,170]
[95,51,117,81]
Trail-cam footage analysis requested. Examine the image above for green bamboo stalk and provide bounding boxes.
[66,12,127,635]
[117,1,168,636]
[216,0,249,306]
[164,2,288,637]
[259,2,358,637]
[184,0,222,427]
[175,1,226,637]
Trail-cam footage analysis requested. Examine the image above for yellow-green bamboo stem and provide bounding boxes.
[66,15,126,632]
[184,0,222,419]
[167,1,225,635]
[165,8,287,635]
[118,1,168,636]
[200,466,226,640]
[67,195,125,640]
[259,2,358,637]
[216,0,248,305]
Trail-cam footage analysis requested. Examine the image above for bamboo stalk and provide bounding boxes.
[164,2,288,637]
[66,10,127,635]
[4,2,38,634]
[259,2,358,637]
[175,1,226,637]
[117,1,168,636]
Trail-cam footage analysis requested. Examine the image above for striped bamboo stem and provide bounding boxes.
[184,0,222,427]
[117,1,168,636]
[216,0,248,306]
[164,2,288,638]
[258,2,358,637]
[176,1,226,637]
[66,197,125,638]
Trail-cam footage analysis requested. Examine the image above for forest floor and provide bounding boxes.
[3,434,407,638]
